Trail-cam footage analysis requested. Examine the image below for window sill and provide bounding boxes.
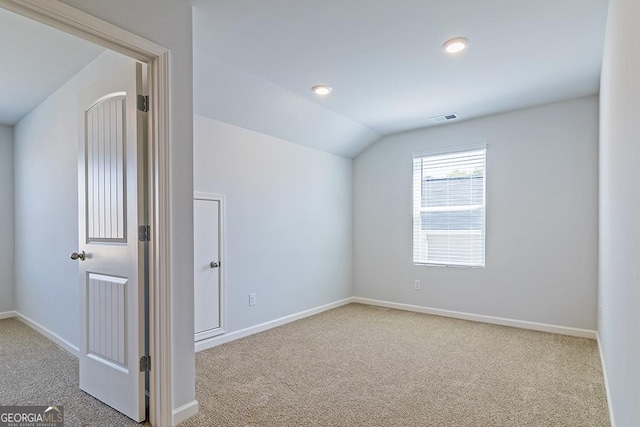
[413,262,485,269]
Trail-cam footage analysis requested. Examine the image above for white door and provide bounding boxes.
[74,61,146,422]
[194,195,224,340]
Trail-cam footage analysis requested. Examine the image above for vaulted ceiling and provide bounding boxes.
[193,0,608,158]
[0,7,104,125]
[0,2,609,155]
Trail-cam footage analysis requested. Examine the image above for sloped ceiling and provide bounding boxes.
[0,7,105,125]
[195,0,608,158]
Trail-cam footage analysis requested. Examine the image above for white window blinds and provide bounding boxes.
[412,148,486,267]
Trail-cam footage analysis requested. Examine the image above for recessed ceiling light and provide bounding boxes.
[312,85,332,96]
[442,37,469,54]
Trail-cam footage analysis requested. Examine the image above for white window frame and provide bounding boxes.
[412,145,487,268]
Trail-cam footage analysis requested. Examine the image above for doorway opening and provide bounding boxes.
[0,1,173,425]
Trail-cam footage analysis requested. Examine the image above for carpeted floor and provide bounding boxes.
[1,305,610,426]
[182,303,609,427]
[0,317,142,427]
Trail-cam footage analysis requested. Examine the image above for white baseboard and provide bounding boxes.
[196,296,596,352]
[172,400,199,426]
[196,297,354,352]
[15,312,80,357]
[11,310,202,425]
[0,310,17,320]
[352,297,597,339]
[195,327,225,342]
[596,333,616,427]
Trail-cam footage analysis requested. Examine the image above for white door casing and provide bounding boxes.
[194,193,225,341]
[77,61,146,422]
[0,1,177,424]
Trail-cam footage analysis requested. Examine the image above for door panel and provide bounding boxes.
[85,94,126,242]
[194,198,221,338]
[87,273,127,368]
[77,61,145,422]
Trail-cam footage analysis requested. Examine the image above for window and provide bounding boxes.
[413,147,486,267]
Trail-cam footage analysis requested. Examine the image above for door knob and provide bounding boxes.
[210,261,220,269]
[70,251,86,261]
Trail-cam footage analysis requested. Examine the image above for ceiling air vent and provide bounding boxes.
[431,113,460,124]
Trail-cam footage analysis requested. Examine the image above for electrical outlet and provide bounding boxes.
[598,305,602,320]
[249,293,256,306]
[414,280,421,290]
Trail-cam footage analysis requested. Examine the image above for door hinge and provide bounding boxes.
[138,225,151,242]
[137,94,149,112]
[139,355,151,372]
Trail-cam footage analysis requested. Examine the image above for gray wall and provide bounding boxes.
[14,51,135,347]
[0,124,14,313]
[354,96,599,330]
[59,0,196,411]
[598,0,640,423]
[194,115,353,333]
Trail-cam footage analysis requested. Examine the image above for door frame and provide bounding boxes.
[0,1,173,425]
[193,192,226,341]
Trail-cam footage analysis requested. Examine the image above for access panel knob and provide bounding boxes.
[210,261,220,269]
[70,251,86,261]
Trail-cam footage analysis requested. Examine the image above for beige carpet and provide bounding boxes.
[0,317,142,427]
[183,303,609,427]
